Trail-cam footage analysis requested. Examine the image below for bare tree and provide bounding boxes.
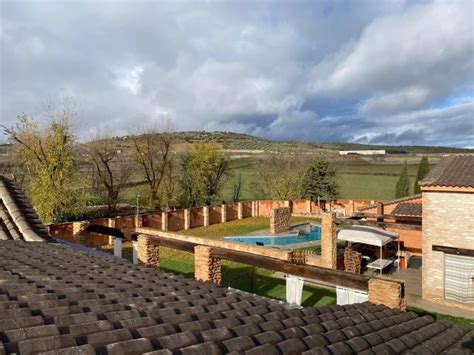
[87,132,132,213]
[232,173,242,202]
[130,119,174,210]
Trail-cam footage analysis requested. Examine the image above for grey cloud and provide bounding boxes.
[1,0,472,146]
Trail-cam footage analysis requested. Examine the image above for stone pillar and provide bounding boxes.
[255,201,260,217]
[306,200,312,215]
[108,219,115,245]
[320,212,337,269]
[161,212,168,231]
[284,200,290,208]
[269,207,291,234]
[184,209,191,230]
[237,203,243,220]
[325,201,330,212]
[203,206,210,227]
[137,234,160,267]
[368,277,406,310]
[72,221,92,247]
[221,204,227,223]
[348,200,354,217]
[194,245,221,286]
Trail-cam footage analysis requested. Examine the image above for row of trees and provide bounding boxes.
[2,106,240,222]
[395,156,430,198]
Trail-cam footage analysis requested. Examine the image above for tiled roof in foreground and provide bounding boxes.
[420,155,474,188]
[0,241,472,355]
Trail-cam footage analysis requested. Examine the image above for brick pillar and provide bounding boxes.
[368,277,406,310]
[194,245,221,286]
[348,200,354,217]
[137,234,160,267]
[72,221,92,247]
[108,218,115,245]
[203,206,210,227]
[184,209,191,230]
[135,215,143,229]
[376,202,384,222]
[320,212,337,269]
[221,204,227,223]
[306,200,312,214]
[161,212,168,231]
[237,203,243,219]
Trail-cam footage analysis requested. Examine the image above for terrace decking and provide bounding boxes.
[0,241,473,354]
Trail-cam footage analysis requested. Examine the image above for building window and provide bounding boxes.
[444,254,474,303]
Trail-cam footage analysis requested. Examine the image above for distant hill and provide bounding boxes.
[133,131,472,154]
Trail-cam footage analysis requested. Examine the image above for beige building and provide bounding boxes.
[421,155,474,310]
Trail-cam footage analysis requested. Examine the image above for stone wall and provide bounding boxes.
[422,190,474,311]
[344,248,362,273]
[320,213,337,269]
[368,277,406,310]
[269,207,291,234]
[137,234,160,267]
[194,245,221,286]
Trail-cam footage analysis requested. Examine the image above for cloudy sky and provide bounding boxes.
[1,0,473,146]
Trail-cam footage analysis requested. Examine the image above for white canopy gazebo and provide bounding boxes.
[337,225,400,274]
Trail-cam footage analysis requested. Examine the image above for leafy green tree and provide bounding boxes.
[302,158,339,200]
[414,156,430,194]
[3,106,88,223]
[256,153,306,200]
[395,161,410,198]
[179,144,229,207]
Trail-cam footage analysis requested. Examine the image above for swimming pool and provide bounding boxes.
[224,223,321,246]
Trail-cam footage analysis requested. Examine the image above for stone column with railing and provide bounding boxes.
[194,245,221,286]
[137,234,160,267]
[368,277,406,310]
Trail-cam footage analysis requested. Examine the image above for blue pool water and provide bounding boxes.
[224,223,321,246]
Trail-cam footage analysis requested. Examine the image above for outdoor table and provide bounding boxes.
[367,258,393,271]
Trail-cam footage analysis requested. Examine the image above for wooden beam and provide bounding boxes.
[352,213,421,222]
[432,245,474,257]
[213,248,369,291]
[146,234,370,290]
[343,218,422,231]
[148,236,197,253]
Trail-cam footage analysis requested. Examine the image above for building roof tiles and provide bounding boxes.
[0,241,472,354]
[421,155,474,188]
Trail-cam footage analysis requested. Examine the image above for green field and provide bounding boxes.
[220,158,418,202]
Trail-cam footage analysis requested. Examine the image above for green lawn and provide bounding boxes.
[338,173,414,200]
[103,243,336,307]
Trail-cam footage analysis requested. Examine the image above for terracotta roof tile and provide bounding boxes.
[420,155,474,187]
[392,202,422,217]
[0,241,472,354]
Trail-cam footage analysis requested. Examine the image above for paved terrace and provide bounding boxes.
[0,241,473,355]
